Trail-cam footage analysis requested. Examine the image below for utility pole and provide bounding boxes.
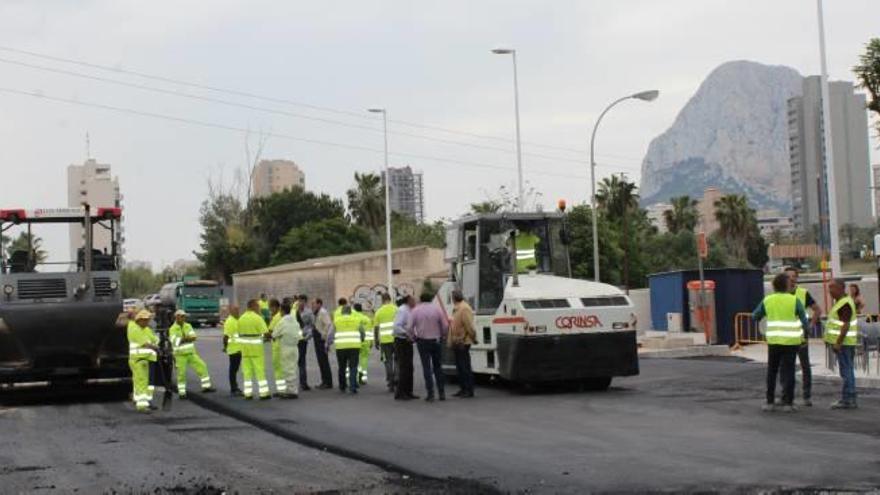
[816,0,841,276]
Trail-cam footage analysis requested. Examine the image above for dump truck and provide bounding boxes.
[0,206,127,386]
[154,278,222,328]
[436,211,639,389]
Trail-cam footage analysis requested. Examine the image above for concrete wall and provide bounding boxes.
[628,288,652,333]
[234,267,334,308]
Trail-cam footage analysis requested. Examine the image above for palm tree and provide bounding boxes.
[6,233,48,264]
[595,175,639,218]
[346,172,385,233]
[714,194,754,262]
[469,201,503,214]
[663,196,699,234]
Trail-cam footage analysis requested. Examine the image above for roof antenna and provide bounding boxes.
[85,132,92,160]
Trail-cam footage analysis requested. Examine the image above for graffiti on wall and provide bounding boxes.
[350,283,416,312]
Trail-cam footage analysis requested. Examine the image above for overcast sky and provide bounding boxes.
[0,0,876,269]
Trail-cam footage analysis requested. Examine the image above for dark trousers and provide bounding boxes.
[228,352,242,392]
[380,342,396,388]
[336,348,359,392]
[796,344,812,400]
[416,339,445,397]
[453,344,474,394]
[297,340,309,387]
[767,344,798,405]
[394,337,414,398]
[836,345,857,404]
[313,332,333,387]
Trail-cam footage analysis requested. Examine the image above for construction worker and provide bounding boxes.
[259,293,271,323]
[373,293,398,392]
[265,299,287,396]
[825,279,859,409]
[328,302,364,394]
[296,294,315,392]
[353,302,373,385]
[271,298,301,399]
[238,299,271,400]
[223,304,243,396]
[785,267,821,407]
[752,273,810,413]
[514,228,540,273]
[169,310,214,398]
[127,309,159,413]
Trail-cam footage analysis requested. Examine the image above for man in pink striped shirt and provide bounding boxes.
[407,292,449,402]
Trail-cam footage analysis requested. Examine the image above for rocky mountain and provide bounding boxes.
[639,60,803,212]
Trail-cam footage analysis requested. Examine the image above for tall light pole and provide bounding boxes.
[368,107,395,297]
[589,90,659,282]
[816,0,841,276]
[492,47,525,211]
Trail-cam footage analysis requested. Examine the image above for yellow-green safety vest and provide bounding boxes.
[169,321,198,355]
[515,233,539,273]
[762,292,803,345]
[237,310,268,358]
[824,296,859,346]
[127,320,158,362]
[333,312,364,350]
[223,315,241,355]
[354,310,373,342]
[373,303,398,344]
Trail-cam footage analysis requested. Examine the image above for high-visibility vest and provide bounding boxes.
[354,310,373,342]
[268,312,282,331]
[169,322,197,355]
[762,292,803,345]
[333,312,363,350]
[825,296,859,346]
[373,303,398,344]
[127,320,158,362]
[237,310,268,358]
[515,233,539,273]
[223,315,241,355]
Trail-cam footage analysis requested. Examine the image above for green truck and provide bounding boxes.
[155,277,222,328]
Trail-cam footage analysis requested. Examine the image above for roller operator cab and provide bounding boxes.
[0,206,128,385]
[437,212,639,389]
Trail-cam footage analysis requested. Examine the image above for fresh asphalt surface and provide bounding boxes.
[3,328,880,493]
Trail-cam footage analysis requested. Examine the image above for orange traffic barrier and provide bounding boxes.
[732,312,764,350]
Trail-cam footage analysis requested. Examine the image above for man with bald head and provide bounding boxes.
[223,304,243,396]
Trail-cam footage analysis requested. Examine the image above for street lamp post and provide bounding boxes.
[589,90,659,282]
[492,47,525,211]
[368,108,395,298]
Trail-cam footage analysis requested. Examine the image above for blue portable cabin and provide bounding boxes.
[648,268,764,345]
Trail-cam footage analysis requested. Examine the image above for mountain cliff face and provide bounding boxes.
[639,61,803,212]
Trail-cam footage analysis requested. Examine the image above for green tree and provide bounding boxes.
[714,194,753,264]
[346,172,385,233]
[249,187,346,261]
[595,175,639,218]
[271,218,372,265]
[120,266,163,299]
[194,193,254,284]
[663,196,699,234]
[854,37,880,135]
[6,233,47,264]
[469,201,503,214]
[381,213,446,249]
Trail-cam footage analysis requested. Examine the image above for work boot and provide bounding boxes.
[462,391,475,399]
[425,394,435,403]
[801,398,812,407]
[452,390,465,397]
[230,389,243,397]
[202,387,216,394]
[779,404,798,413]
[178,395,188,400]
[259,395,271,401]
[830,400,857,410]
[302,384,312,391]
[439,391,446,401]
[761,403,777,413]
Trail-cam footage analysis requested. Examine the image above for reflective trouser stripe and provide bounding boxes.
[175,343,195,352]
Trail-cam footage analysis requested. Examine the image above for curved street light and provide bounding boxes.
[491,46,524,211]
[589,90,660,282]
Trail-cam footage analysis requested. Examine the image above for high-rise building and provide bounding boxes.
[788,76,872,239]
[67,158,123,262]
[381,166,424,223]
[756,209,794,239]
[696,187,724,235]
[873,164,880,218]
[645,202,672,234]
[251,159,305,198]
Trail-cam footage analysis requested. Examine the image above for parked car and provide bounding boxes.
[123,298,141,313]
[143,293,161,308]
